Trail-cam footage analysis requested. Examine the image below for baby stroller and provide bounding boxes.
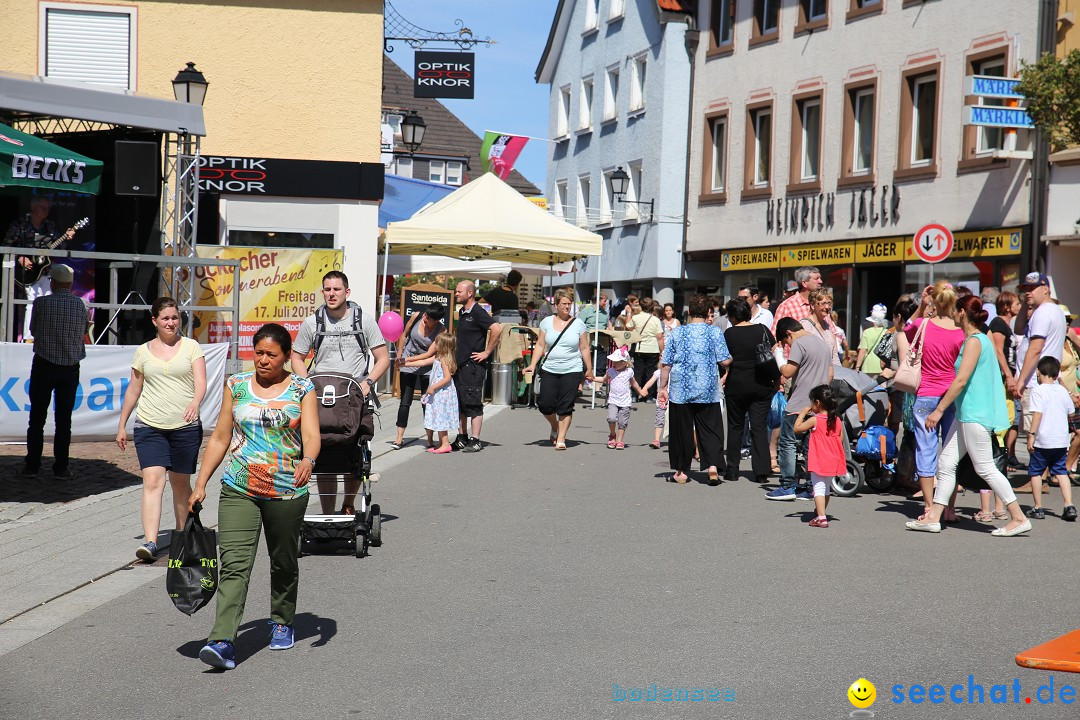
[831,367,897,495]
[300,372,383,558]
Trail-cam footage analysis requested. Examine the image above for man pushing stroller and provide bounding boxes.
[291,270,390,515]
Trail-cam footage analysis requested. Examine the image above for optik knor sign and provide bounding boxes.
[414,51,475,99]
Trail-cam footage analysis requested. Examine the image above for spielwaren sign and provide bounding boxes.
[414,51,475,99]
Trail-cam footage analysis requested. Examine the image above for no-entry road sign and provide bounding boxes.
[913,224,954,264]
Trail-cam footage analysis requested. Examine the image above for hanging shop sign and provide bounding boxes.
[963,75,1024,100]
[780,241,855,268]
[197,156,384,200]
[721,247,781,271]
[855,236,908,264]
[964,105,1034,129]
[414,51,475,99]
[947,227,1023,258]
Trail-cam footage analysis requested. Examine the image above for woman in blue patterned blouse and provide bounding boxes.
[658,294,732,484]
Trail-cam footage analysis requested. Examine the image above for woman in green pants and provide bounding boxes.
[189,323,320,670]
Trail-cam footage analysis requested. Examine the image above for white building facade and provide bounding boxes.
[686,0,1041,335]
[536,0,695,306]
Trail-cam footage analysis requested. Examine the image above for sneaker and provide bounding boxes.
[53,466,72,480]
[1026,507,1045,520]
[461,439,483,453]
[1007,455,1027,470]
[450,435,469,451]
[740,448,751,460]
[1064,505,1077,522]
[199,640,236,670]
[795,489,814,501]
[269,623,294,650]
[765,486,797,501]
[135,541,158,561]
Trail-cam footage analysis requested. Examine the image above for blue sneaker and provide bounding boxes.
[199,640,236,670]
[269,623,294,650]
[795,488,814,501]
[765,486,797,501]
[135,541,158,561]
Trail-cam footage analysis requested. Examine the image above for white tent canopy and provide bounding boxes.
[382,172,602,265]
[385,255,575,278]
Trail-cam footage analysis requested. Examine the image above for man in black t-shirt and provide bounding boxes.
[453,281,502,453]
[483,270,522,318]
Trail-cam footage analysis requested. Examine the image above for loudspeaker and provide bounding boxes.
[115,141,159,196]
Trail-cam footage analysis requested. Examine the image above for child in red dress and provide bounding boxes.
[794,385,846,528]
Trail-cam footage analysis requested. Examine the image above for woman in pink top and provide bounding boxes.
[905,282,965,520]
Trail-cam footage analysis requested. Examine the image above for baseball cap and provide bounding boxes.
[785,280,799,292]
[1018,272,1050,291]
[50,264,74,283]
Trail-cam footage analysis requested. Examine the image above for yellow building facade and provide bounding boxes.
[3,0,384,163]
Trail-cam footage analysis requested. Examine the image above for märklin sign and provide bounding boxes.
[414,51,475,99]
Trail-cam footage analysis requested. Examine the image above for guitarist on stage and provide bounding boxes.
[4,196,74,341]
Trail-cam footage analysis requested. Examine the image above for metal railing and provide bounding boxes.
[1,246,243,371]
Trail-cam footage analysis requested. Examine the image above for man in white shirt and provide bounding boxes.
[1014,273,1066,433]
[738,283,774,328]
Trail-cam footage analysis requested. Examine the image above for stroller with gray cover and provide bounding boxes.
[299,371,383,558]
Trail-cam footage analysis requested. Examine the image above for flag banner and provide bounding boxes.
[480,131,529,180]
[0,343,228,442]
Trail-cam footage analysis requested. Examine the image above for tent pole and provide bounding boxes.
[380,242,390,316]
[591,252,602,410]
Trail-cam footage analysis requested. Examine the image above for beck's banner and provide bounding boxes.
[414,51,475,99]
[480,132,529,180]
[192,247,342,364]
[0,343,228,442]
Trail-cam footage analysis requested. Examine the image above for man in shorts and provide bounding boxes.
[452,281,502,453]
[291,271,390,514]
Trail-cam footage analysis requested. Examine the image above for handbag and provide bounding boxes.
[892,320,928,394]
[871,327,897,366]
[754,326,774,366]
[166,502,218,616]
[955,431,1021,491]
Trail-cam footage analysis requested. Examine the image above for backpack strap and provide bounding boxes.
[309,302,370,376]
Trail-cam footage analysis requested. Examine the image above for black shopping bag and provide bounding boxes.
[166,502,218,616]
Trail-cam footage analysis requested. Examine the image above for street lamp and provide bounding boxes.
[400,110,427,155]
[608,166,653,221]
[172,62,209,105]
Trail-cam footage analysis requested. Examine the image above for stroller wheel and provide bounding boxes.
[831,460,865,497]
[864,462,895,492]
[354,527,369,558]
[370,504,382,547]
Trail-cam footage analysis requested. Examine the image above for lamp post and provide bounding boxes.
[400,110,427,155]
[172,62,209,106]
[608,166,653,221]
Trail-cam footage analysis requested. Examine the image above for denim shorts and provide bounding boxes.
[1029,446,1068,477]
[134,422,203,473]
[912,396,954,477]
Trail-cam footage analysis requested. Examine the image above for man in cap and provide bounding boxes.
[782,280,799,301]
[21,264,89,480]
[1014,273,1067,435]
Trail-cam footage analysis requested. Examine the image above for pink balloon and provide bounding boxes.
[378,311,405,343]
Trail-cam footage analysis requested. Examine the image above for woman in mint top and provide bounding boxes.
[906,297,1030,536]
[189,323,320,670]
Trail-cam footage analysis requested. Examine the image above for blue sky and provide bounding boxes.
[384,0,559,191]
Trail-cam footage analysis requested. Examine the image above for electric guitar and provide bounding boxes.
[14,217,89,287]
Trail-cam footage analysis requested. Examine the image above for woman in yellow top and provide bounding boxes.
[630,297,666,401]
[116,297,207,562]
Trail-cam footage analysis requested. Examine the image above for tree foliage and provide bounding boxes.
[1017,50,1080,149]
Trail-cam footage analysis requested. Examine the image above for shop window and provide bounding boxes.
[603,65,620,123]
[579,77,594,131]
[42,4,137,90]
[745,103,773,194]
[897,63,940,179]
[554,179,569,220]
[708,0,735,56]
[751,0,780,46]
[446,161,463,186]
[557,85,572,137]
[630,54,647,112]
[960,51,1010,171]
[701,111,729,201]
[840,80,876,185]
[227,230,334,249]
[576,174,592,227]
[790,95,822,189]
[796,0,828,34]
[847,0,881,22]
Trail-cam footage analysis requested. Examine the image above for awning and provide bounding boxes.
[0,122,102,194]
[0,70,205,136]
[380,174,455,228]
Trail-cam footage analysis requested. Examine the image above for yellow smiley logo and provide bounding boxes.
[848,678,876,709]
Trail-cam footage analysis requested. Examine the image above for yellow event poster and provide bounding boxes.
[193,246,343,363]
